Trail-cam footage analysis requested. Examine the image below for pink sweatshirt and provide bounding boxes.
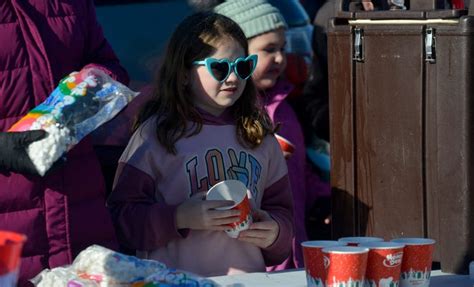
[108,109,294,276]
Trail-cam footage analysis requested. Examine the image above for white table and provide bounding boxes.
[209,269,473,287]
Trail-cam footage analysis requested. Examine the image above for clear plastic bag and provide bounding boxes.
[32,245,166,286]
[9,68,139,175]
[31,245,219,287]
[72,245,166,285]
[144,269,219,287]
[32,267,99,287]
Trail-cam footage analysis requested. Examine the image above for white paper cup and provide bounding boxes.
[323,246,369,287]
[206,180,252,238]
[301,241,347,287]
[359,241,405,287]
[275,133,296,156]
[391,238,435,287]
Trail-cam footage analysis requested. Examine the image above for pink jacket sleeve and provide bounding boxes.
[107,163,188,251]
[82,0,129,85]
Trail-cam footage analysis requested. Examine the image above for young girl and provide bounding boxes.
[107,12,294,276]
[211,0,331,271]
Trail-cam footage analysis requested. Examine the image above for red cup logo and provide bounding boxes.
[323,255,330,269]
[383,251,403,267]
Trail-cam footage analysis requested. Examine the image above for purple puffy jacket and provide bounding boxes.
[0,1,129,285]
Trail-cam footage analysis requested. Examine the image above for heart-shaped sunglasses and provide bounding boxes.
[193,54,258,83]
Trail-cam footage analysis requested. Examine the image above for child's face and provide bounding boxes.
[189,38,247,116]
[248,28,287,90]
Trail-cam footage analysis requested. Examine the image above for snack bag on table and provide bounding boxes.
[31,245,219,287]
[9,68,139,176]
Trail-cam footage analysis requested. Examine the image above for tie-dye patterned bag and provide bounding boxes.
[9,68,139,176]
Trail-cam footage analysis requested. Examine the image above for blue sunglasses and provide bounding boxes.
[193,54,258,83]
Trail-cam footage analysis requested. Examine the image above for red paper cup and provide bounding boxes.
[275,134,296,157]
[206,180,252,238]
[323,246,369,287]
[391,238,435,287]
[360,241,405,287]
[301,241,347,286]
[0,231,27,287]
[338,236,384,246]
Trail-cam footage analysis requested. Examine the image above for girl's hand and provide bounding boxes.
[237,209,279,249]
[176,192,241,231]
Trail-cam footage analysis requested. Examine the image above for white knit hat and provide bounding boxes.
[213,0,287,39]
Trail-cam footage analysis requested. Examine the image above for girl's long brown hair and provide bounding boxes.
[135,12,274,154]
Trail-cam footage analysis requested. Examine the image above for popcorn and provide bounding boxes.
[27,123,73,176]
[72,245,166,285]
[9,68,139,176]
[31,245,167,287]
[33,267,98,287]
[31,245,220,287]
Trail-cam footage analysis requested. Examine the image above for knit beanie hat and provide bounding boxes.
[213,0,288,39]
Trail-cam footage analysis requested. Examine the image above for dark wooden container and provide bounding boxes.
[328,0,474,274]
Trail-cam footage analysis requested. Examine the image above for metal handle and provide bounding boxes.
[353,28,364,62]
[425,27,436,63]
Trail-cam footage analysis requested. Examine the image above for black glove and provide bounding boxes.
[0,130,46,175]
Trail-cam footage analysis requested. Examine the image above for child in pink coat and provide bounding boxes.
[213,0,330,270]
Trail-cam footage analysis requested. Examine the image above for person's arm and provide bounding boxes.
[82,0,129,85]
[107,163,187,251]
[0,130,46,175]
[259,175,294,266]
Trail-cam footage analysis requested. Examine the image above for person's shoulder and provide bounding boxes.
[120,115,165,165]
[134,115,159,137]
[261,133,281,153]
[260,133,288,185]
[125,116,161,151]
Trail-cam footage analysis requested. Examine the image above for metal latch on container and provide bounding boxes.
[425,27,436,63]
[353,28,364,62]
